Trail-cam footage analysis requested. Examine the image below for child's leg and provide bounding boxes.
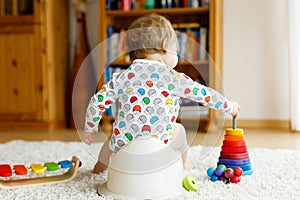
[170,123,193,170]
[93,139,113,173]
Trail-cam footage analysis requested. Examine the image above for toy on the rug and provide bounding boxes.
[182,176,199,192]
[207,117,253,183]
[207,165,243,184]
[218,117,253,176]
[0,156,81,189]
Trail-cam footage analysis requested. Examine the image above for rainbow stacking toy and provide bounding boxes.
[217,117,253,176]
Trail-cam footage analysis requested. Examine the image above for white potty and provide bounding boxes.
[98,137,184,199]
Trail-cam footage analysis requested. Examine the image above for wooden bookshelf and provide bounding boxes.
[0,15,36,24]
[98,0,223,132]
[106,7,209,17]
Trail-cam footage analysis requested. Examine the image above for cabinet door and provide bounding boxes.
[0,28,43,121]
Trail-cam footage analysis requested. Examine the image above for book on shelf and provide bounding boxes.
[179,106,209,118]
[173,23,208,61]
[106,0,210,10]
[200,0,210,6]
[107,25,131,64]
[179,98,209,118]
[199,27,208,61]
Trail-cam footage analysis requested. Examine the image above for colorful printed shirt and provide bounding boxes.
[85,59,233,152]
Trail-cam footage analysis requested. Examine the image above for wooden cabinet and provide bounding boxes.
[0,0,69,129]
[98,0,223,132]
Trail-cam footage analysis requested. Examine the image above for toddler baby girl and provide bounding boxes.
[84,13,240,173]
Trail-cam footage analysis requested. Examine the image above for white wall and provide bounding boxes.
[223,0,290,120]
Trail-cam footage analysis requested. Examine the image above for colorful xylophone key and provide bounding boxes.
[13,165,28,175]
[0,165,12,177]
[44,162,60,171]
[30,164,45,174]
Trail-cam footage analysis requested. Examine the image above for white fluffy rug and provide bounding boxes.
[0,140,299,200]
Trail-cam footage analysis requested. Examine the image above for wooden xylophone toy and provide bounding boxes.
[0,156,81,189]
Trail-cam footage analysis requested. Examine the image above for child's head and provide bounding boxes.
[126,13,179,67]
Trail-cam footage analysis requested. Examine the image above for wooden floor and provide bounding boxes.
[0,127,299,150]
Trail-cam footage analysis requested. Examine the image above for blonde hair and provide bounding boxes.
[126,13,176,59]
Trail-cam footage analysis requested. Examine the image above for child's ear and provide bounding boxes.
[161,37,169,53]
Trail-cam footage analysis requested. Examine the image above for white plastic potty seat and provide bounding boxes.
[98,137,184,199]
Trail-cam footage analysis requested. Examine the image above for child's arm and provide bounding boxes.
[172,71,237,115]
[84,81,115,136]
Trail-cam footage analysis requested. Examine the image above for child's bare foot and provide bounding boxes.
[93,161,107,173]
[183,161,194,170]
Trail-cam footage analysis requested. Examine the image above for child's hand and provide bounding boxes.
[231,101,240,117]
[82,131,96,145]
